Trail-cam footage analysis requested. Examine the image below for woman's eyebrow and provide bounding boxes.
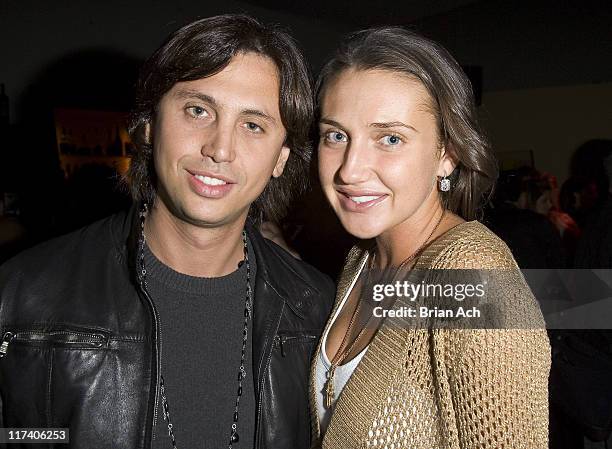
[319,118,344,128]
[369,121,419,133]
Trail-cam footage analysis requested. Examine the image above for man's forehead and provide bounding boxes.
[176,53,280,94]
[167,53,282,117]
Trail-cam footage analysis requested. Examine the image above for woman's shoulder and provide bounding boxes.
[420,221,518,270]
[335,242,370,291]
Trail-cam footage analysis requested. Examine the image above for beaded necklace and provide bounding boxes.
[139,208,252,449]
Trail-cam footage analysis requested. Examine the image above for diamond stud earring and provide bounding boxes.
[439,174,451,192]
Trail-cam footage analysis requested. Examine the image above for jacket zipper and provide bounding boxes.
[0,332,15,357]
[0,330,105,358]
[255,302,285,446]
[139,283,162,443]
[275,334,317,357]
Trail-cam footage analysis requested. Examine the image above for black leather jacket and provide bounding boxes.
[0,208,334,449]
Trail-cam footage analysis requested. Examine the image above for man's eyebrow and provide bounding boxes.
[173,89,217,106]
[172,90,277,124]
[369,121,419,133]
[241,108,277,125]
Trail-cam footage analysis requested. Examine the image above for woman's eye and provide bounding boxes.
[244,122,264,133]
[381,134,402,146]
[186,106,208,118]
[325,131,348,144]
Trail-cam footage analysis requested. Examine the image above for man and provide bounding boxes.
[575,140,612,268]
[0,15,334,449]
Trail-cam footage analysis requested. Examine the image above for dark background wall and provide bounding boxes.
[0,0,350,122]
[412,0,612,180]
[414,0,612,91]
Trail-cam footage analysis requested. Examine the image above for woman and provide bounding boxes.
[309,28,550,448]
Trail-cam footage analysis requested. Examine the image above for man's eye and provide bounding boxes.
[324,131,348,144]
[244,122,263,133]
[381,134,402,146]
[186,106,208,118]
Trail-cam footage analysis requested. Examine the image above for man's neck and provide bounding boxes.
[144,203,247,278]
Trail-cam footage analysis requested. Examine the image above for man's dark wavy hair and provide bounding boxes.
[127,14,313,223]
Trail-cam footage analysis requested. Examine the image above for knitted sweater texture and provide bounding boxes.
[309,221,550,449]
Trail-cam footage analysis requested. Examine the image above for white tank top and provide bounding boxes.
[315,255,369,434]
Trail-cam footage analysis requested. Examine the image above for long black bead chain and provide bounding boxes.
[139,205,253,449]
[159,375,177,447]
[230,231,252,447]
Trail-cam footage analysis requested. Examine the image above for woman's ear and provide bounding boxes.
[437,145,458,177]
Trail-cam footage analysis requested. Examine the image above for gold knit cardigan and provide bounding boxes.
[309,221,550,449]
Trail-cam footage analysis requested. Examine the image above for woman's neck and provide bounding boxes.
[375,205,464,268]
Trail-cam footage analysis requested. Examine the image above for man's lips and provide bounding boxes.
[186,169,236,199]
[186,169,236,185]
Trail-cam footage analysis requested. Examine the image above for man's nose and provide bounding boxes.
[201,123,236,163]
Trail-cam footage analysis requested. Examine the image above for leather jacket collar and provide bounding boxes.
[118,204,316,315]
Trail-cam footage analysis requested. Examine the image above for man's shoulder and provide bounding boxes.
[248,226,335,308]
[0,211,130,286]
[256,233,335,296]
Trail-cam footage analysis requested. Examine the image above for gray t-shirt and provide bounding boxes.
[147,240,256,449]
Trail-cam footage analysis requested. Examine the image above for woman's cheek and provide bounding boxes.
[318,151,338,186]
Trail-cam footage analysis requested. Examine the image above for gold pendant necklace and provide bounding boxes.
[325,365,337,408]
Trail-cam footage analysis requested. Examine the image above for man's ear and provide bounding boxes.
[144,122,152,145]
[437,146,457,178]
[272,146,291,178]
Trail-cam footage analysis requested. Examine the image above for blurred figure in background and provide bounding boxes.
[551,140,612,449]
[569,140,612,213]
[573,139,612,269]
[486,166,566,269]
[560,176,599,227]
[544,172,582,265]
